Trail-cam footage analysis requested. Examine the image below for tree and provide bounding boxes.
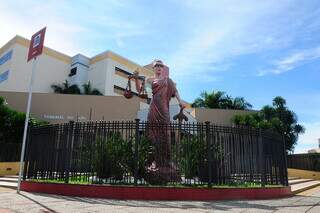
[231,97,253,110]
[191,90,252,110]
[51,80,81,94]
[0,96,47,144]
[82,81,103,95]
[0,96,47,161]
[51,80,103,95]
[232,96,305,152]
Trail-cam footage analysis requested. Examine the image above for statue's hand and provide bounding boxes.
[129,69,140,80]
[133,69,140,77]
[179,103,187,109]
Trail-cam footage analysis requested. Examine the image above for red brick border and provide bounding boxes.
[21,181,292,201]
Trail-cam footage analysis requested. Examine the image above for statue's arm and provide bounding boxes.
[175,90,185,108]
[128,76,142,93]
[171,79,186,109]
[129,70,148,94]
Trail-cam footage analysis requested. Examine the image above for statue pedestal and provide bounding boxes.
[145,162,181,185]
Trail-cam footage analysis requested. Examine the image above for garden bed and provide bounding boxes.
[21,180,291,200]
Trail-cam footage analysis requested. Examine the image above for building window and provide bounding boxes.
[115,67,131,75]
[69,67,77,77]
[0,70,9,83]
[0,50,13,66]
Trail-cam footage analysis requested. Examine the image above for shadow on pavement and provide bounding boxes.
[18,193,58,213]
[24,193,306,212]
[15,191,320,212]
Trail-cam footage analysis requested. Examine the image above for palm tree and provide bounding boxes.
[51,80,81,94]
[272,96,286,109]
[231,97,252,110]
[192,91,229,108]
[82,81,103,95]
[191,90,252,110]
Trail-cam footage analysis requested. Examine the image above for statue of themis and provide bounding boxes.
[129,59,186,183]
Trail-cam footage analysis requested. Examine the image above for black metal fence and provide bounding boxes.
[0,143,21,162]
[287,154,320,171]
[23,120,288,187]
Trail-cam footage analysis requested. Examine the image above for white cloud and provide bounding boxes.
[295,122,320,153]
[299,122,320,145]
[0,0,149,56]
[1,0,319,78]
[166,0,298,79]
[259,47,320,76]
[0,1,87,56]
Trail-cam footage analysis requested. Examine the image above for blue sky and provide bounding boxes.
[1,0,319,153]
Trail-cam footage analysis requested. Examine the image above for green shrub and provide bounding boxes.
[0,96,47,161]
[93,132,130,180]
[179,136,203,179]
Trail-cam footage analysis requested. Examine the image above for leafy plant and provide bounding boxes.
[82,81,103,95]
[93,132,129,180]
[177,134,225,182]
[179,136,202,179]
[51,80,103,95]
[0,96,47,161]
[126,135,154,179]
[191,90,252,110]
[51,80,81,94]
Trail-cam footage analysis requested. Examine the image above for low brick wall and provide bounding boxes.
[0,162,20,175]
[288,168,320,180]
[21,181,292,201]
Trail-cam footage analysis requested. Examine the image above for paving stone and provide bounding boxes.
[0,187,319,212]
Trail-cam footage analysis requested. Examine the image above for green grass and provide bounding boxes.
[30,178,283,188]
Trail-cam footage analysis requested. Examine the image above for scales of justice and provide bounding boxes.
[123,59,188,184]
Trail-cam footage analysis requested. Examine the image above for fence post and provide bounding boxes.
[282,134,289,186]
[258,129,266,187]
[134,119,140,185]
[23,126,32,180]
[206,121,212,187]
[65,121,75,183]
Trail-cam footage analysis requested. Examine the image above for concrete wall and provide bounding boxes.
[0,91,141,123]
[0,91,256,126]
[192,108,255,125]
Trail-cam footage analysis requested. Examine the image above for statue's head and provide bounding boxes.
[152,59,169,78]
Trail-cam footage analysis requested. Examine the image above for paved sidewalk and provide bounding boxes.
[0,186,320,213]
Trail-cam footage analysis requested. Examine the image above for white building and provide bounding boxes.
[0,35,190,121]
[0,36,182,108]
[1,35,254,125]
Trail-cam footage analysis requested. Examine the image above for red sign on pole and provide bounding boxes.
[27,27,46,62]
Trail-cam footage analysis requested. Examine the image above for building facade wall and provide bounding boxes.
[0,38,71,94]
[0,48,13,86]
[68,54,90,88]
[88,58,108,95]
[0,91,141,123]
[0,35,182,114]
[193,108,255,125]
[0,91,253,126]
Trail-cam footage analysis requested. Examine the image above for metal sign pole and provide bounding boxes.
[17,57,37,193]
